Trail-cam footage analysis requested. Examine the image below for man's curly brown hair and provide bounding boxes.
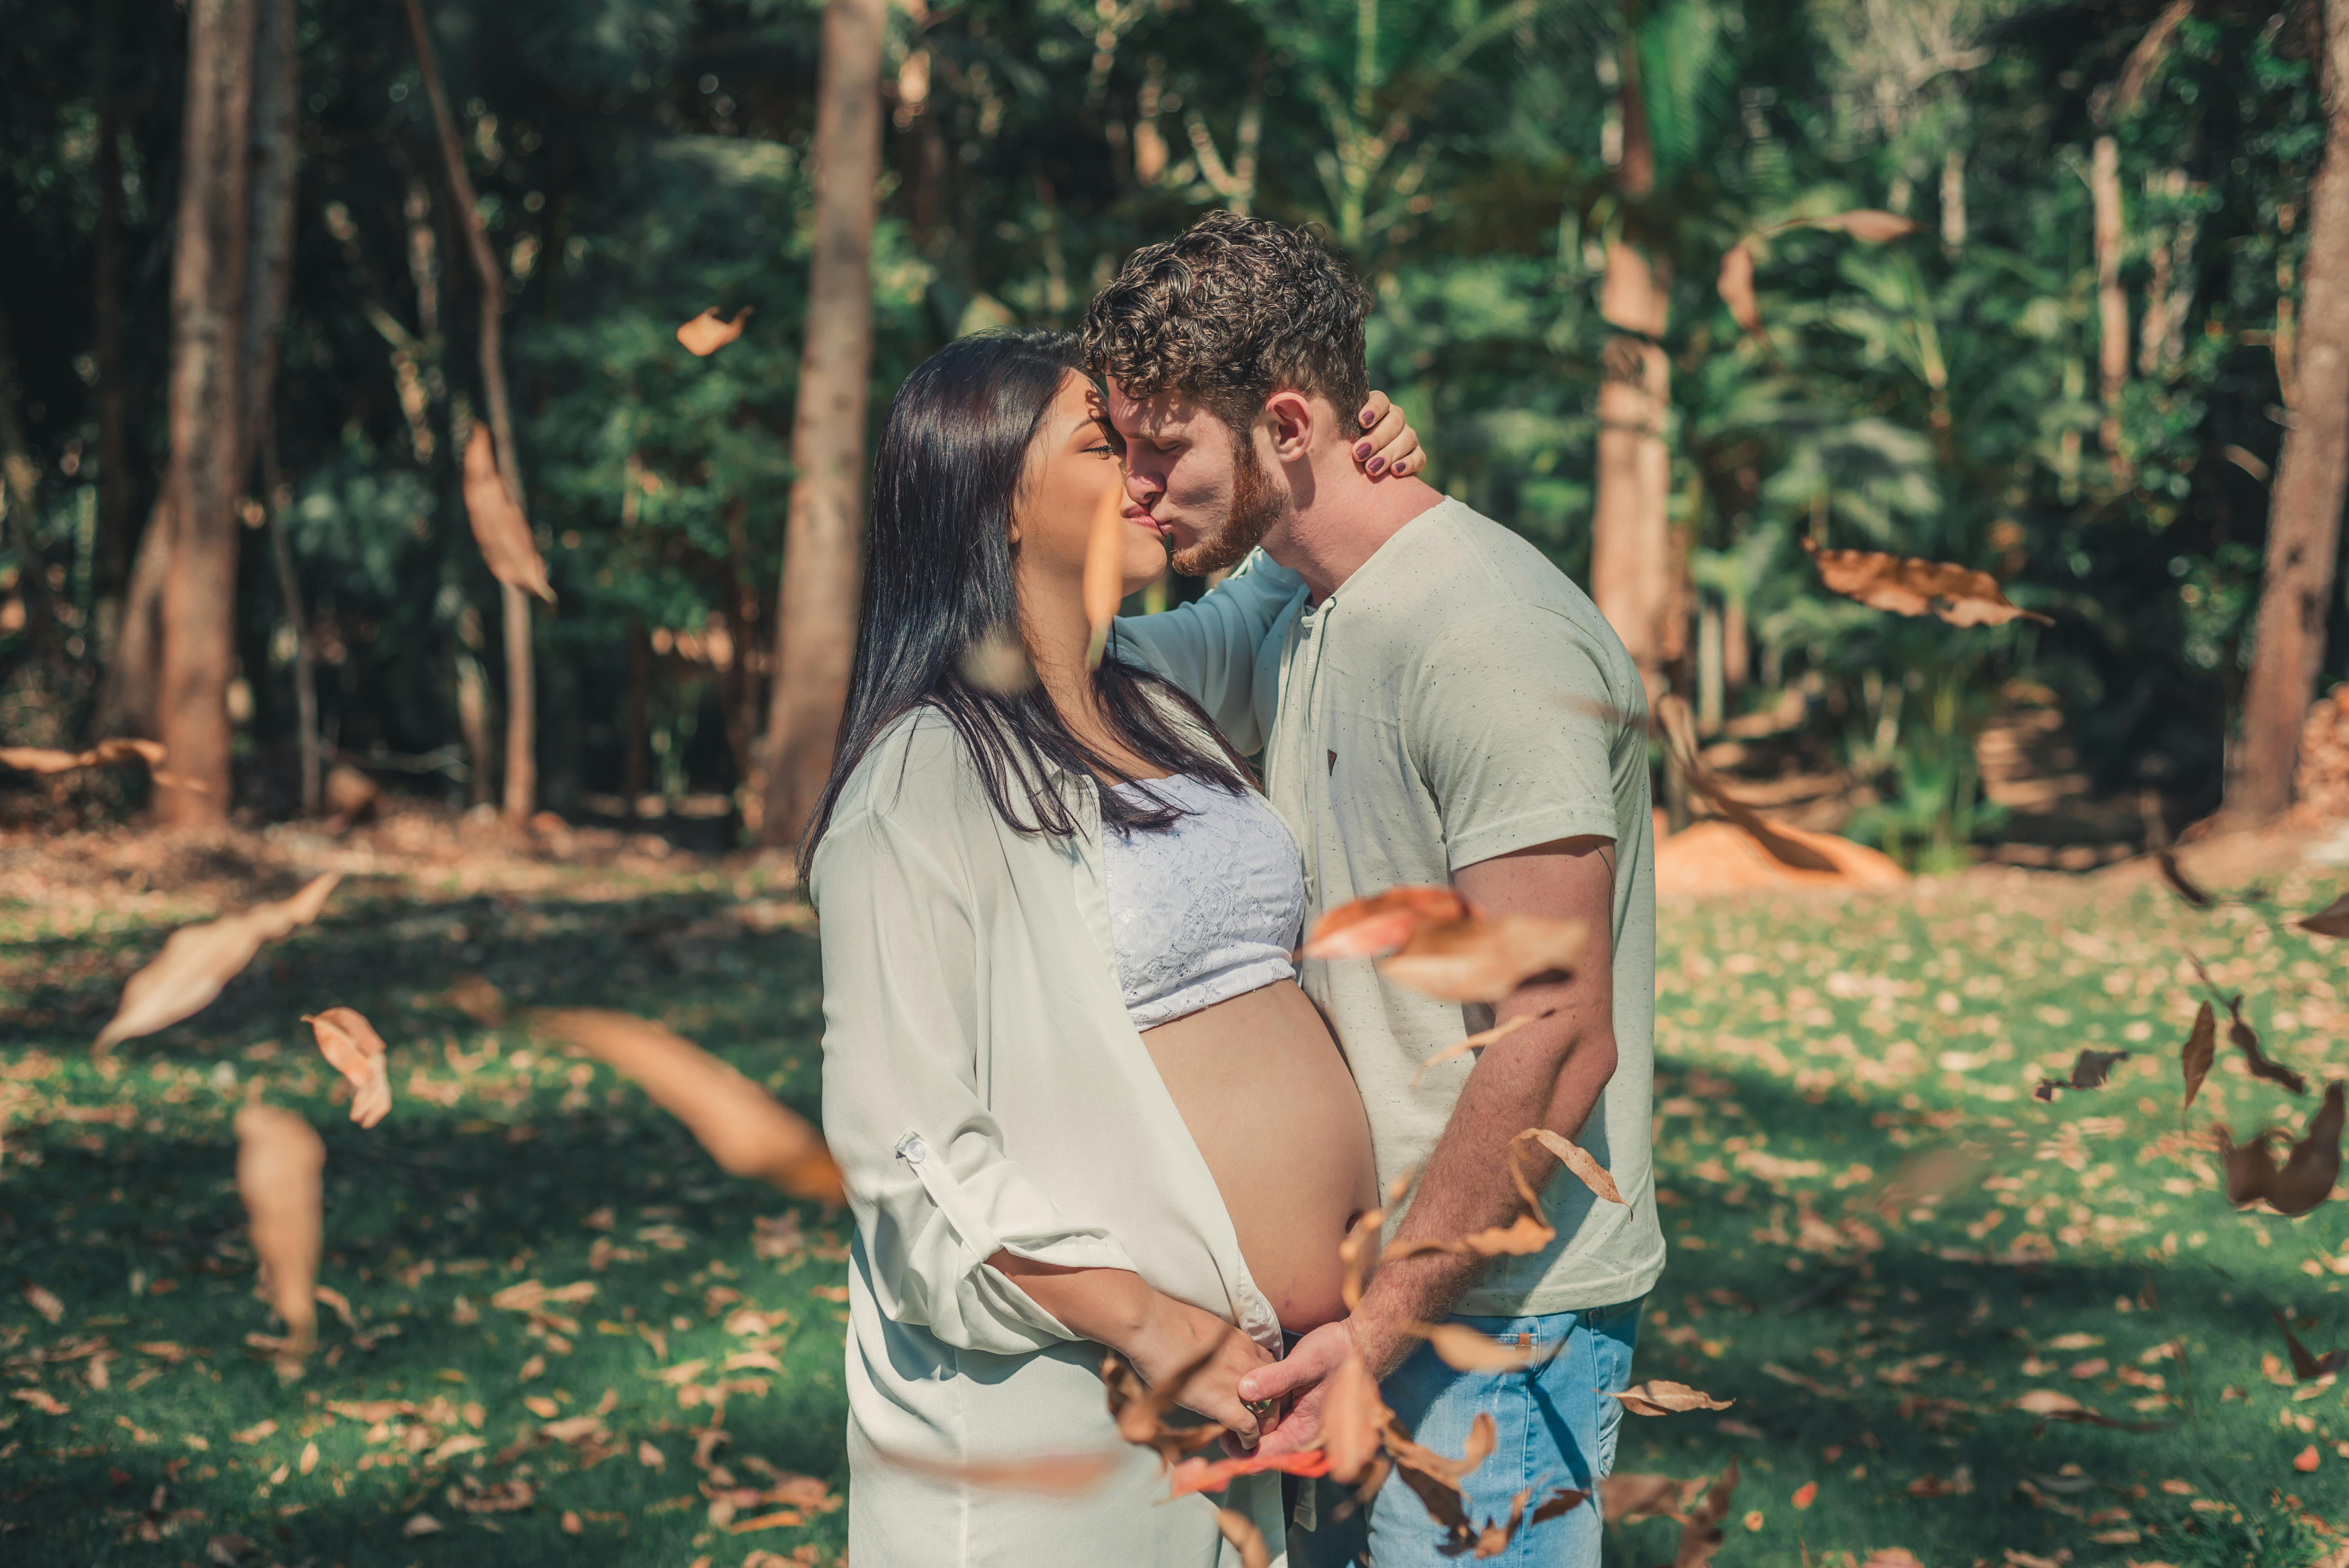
[1081,212,1370,432]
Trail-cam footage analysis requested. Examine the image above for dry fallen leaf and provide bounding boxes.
[676,306,753,356]
[235,1104,325,1356]
[303,1007,392,1128]
[461,424,554,604]
[1654,695,1841,874]
[1673,1457,1741,1568]
[2271,1311,2347,1381]
[2224,994,2307,1096]
[1303,886,1476,962]
[322,763,380,829]
[1413,1011,1551,1088]
[2298,892,2349,938]
[1215,1506,1272,1568]
[1101,1346,1229,1468]
[2220,1083,2345,1217]
[1602,1472,1706,1525]
[445,972,506,1026]
[1321,1348,1386,1485]
[2010,1388,2173,1431]
[1513,1126,1627,1206]
[1611,1380,1736,1416]
[2180,1001,2216,1112]
[1792,1481,1818,1510]
[2157,850,2215,909]
[1409,1322,1548,1373]
[23,1283,63,1323]
[1082,475,1127,670]
[1379,1407,1496,1550]
[96,873,340,1051]
[957,624,1036,695]
[1167,1447,1331,1498]
[1802,536,2050,627]
[529,1010,843,1203]
[1384,1136,1556,1263]
[2034,1047,2131,1101]
[871,1445,1122,1495]
[1379,915,1586,1004]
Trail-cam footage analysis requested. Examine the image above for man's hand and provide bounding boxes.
[1234,1320,1353,1457]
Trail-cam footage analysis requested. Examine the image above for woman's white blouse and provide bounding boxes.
[810,706,1288,1567]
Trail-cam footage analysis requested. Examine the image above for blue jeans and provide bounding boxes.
[1290,1299,1642,1568]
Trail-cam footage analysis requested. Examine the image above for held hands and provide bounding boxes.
[1353,392,1426,480]
[1232,1318,1358,1458]
[1127,1292,1276,1446]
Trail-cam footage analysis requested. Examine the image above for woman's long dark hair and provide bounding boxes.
[797,329,1251,881]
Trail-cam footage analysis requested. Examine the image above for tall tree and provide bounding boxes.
[1590,28,1675,694]
[757,0,888,851]
[152,0,261,823]
[2236,0,2349,818]
[404,0,536,824]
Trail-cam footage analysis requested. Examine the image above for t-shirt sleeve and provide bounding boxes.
[1408,610,1630,873]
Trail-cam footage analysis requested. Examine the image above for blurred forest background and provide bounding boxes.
[2,0,2346,866]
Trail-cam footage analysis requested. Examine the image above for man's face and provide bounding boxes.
[1103,381,1289,577]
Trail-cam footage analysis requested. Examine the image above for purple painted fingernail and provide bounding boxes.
[1354,441,1371,459]
[1361,408,1376,426]
[1367,456,1386,475]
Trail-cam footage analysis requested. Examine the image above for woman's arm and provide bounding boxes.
[987,1254,1273,1441]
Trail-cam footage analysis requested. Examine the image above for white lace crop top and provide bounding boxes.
[1101,773,1306,1028]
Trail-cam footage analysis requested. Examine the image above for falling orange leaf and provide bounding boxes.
[1082,476,1127,669]
[1303,887,1474,962]
[1379,1407,1496,1550]
[1672,1458,1741,1568]
[303,1007,393,1128]
[2034,1048,2131,1101]
[1602,1472,1707,1525]
[1101,1346,1230,1468]
[1322,1349,1386,1485]
[2271,1311,2347,1381]
[2224,994,2307,1095]
[1413,1011,1551,1088]
[1379,914,1586,1003]
[1611,1380,1736,1416]
[529,1010,843,1204]
[2216,1083,2344,1217]
[1215,1507,1272,1568]
[872,1446,1121,1495]
[461,424,554,604]
[95,873,341,1051]
[235,1104,325,1357]
[2180,1001,2216,1111]
[2297,892,2349,937]
[1167,1448,1331,1498]
[676,306,753,356]
[1513,1126,1627,1206]
[1802,536,2049,627]
[1408,1322,1548,1373]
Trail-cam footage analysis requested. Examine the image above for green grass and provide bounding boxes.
[3,848,2347,1566]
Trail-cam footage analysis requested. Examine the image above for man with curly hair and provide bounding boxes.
[1095,212,1665,1568]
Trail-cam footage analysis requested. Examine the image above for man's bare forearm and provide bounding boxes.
[1348,1020,1617,1377]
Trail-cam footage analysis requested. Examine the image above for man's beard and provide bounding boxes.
[1169,430,1285,577]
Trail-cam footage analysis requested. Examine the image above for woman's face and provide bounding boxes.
[1012,371,1167,600]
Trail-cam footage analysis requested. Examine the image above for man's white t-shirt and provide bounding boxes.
[1123,497,1666,1315]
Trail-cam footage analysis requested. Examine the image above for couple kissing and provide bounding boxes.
[807,211,1665,1568]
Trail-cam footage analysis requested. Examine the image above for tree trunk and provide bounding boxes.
[93,0,132,616]
[1591,236,1672,691]
[2234,0,2349,819]
[2093,132,2130,476]
[758,0,887,852]
[154,0,261,825]
[1940,146,1966,252]
[403,0,535,823]
[96,499,171,737]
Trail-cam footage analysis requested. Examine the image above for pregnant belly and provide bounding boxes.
[1140,979,1378,1333]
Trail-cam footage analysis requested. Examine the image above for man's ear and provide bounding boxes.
[1263,390,1316,463]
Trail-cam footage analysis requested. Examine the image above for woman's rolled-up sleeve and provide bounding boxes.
[813,805,1139,1356]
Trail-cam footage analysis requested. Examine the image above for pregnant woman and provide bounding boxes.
[803,328,1418,1566]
